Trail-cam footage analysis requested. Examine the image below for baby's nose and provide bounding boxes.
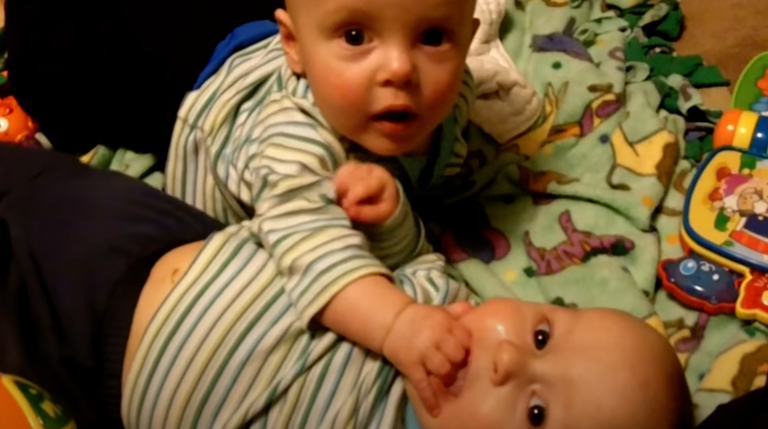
[491,340,530,386]
[379,49,416,88]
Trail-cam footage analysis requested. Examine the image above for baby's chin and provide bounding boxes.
[361,143,428,158]
[351,131,433,157]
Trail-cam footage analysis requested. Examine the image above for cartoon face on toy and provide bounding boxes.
[0,96,39,145]
[662,255,740,306]
[709,167,768,217]
[737,187,763,215]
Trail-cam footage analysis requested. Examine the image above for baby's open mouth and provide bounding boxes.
[446,364,468,397]
[372,110,417,123]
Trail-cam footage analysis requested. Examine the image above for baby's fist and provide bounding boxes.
[334,161,399,225]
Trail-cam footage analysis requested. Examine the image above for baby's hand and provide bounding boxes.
[382,302,472,417]
[334,161,399,225]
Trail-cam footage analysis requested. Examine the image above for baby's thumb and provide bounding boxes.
[333,174,351,203]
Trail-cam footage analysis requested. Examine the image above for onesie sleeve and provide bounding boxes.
[393,252,480,307]
[239,96,391,326]
[355,181,428,270]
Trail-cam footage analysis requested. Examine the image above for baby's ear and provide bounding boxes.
[275,9,304,75]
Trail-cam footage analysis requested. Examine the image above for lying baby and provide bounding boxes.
[121,163,693,429]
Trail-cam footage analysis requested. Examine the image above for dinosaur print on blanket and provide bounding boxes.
[523,211,635,277]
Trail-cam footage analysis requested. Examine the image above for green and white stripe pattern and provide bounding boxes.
[122,224,475,428]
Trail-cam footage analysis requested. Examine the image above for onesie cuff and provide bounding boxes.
[363,181,411,233]
[356,181,425,269]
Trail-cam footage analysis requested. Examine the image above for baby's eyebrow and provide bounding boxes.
[417,11,464,26]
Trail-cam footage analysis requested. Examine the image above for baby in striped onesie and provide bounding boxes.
[125,0,693,427]
[163,0,482,419]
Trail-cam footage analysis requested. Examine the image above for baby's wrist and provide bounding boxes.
[380,299,417,355]
[365,181,406,228]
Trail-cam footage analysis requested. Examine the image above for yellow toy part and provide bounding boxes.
[0,373,76,429]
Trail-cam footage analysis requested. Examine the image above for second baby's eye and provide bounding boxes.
[421,28,446,47]
[528,403,546,427]
[533,322,551,351]
[344,29,367,46]
[528,397,547,427]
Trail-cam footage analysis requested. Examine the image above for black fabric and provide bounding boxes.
[696,384,768,428]
[4,0,284,163]
[0,145,223,429]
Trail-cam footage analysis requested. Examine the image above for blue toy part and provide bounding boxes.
[752,96,768,115]
[659,253,740,314]
[753,112,768,154]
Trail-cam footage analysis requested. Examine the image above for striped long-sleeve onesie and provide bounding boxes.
[124,34,479,428]
[122,224,476,429]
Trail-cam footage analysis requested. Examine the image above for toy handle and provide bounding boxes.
[714,109,768,154]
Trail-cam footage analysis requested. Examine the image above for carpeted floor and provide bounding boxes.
[676,0,766,91]
[676,0,767,109]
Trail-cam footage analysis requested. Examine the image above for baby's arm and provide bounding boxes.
[312,177,471,416]
[237,98,468,414]
[241,113,393,329]
[237,98,432,337]
[316,244,475,352]
[317,251,474,417]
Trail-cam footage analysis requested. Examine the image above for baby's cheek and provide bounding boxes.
[317,78,367,126]
[329,79,365,106]
[424,70,464,116]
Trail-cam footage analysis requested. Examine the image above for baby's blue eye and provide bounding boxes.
[679,259,697,276]
[533,322,551,351]
[344,29,366,46]
[528,404,546,426]
[421,28,446,47]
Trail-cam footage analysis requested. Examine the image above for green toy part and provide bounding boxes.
[732,51,768,110]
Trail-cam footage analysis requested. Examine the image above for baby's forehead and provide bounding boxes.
[288,0,475,13]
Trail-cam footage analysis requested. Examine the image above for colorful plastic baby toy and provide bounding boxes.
[660,52,768,325]
[0,93,42,147]
[0,71,46,149]
[0,373,76,429]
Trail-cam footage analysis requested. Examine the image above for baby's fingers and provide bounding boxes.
[425,351,452,377]
[451,321,472,349]
[439,336,469,365]
[344,180,383,206]
[411,367,441,417]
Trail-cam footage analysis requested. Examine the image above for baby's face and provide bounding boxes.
[407,299,688,429]
[277,0,476,157]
